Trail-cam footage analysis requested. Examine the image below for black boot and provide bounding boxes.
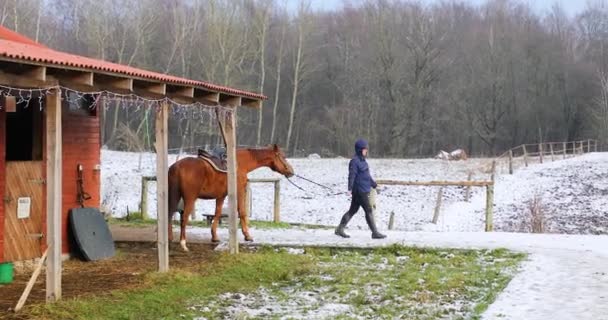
[365,211,386,239]
[335,213,352,238]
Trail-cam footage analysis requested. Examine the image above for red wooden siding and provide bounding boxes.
[58,109,101,254]
[0,109,6,262]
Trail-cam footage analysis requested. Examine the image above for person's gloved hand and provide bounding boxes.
[375,187,381,195]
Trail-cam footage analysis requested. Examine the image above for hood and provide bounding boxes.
[354,139,368,156]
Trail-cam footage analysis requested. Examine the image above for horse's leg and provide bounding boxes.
[168,211,174,242]
[180,197,195,251]
[211,197,225,243]
[238,189,253,242]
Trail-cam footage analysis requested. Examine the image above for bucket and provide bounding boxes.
[0,262,14,284]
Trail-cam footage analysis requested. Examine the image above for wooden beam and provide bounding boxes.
[0,70,56,88]
[94,74,133,91]
[3,95,16,112]
[23,66,47,82]
[242,98,262,109]
[376,180,493,187]
[45,88,62,302]
[195,88,220,103]
[168,85,194,98]
[219,109,239,254]
[220,94,242,107]
[155,101,170,272]
[134,80,166,95]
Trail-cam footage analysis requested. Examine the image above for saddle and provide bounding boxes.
[197,148,228,172]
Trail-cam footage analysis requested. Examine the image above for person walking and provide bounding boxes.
[335,139,387,239]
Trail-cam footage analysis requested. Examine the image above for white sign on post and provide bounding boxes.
[17,197,31,219]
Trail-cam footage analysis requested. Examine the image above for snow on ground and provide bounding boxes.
[102,150,608,235]
[170,227,608,320]
[105,149,608,319]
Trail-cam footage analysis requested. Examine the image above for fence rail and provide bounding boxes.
[497,139,598,174]
[139,176,281,223]
[377,161,496,232]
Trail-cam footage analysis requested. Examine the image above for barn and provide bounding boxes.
[0,25,264,299]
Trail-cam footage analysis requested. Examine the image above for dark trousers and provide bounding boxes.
[338,191,378,232]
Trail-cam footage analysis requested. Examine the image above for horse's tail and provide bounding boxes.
[168,163,181,216]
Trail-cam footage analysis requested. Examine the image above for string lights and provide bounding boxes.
[0,83,234,121]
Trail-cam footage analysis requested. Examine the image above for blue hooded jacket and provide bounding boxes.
[348,139,377,193]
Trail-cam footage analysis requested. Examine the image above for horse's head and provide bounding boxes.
[268,144,294,177]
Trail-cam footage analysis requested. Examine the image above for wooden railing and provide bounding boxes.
[139,176,281,222]
[496,139,598,174]
[376,161,497,232]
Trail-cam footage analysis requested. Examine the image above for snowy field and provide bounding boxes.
[101,150,608,235]
[105,150,608,320]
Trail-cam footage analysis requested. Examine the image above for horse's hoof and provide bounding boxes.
[180,240,189,252]
[211,238,220,243]
[245,236,254,242]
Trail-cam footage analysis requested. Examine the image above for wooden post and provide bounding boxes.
[222,109,239,254]
[273,180,281,223]
[485,161,496,232]
[15,248,49,311]
[46,88,62,302]
[563,142,567,159]
[141,176,148,220]
[155,101,169,272]
[245,183,252,218]
[508,150,513,174]
[579,141,584,154]
[432,187,443,224]
[595,140,598,152]
[587,139,591,153]
[485,184,494,232]
[550,143,555,161]
[388,211,395,230]
[539,143,543,164]
[522,145,528,167]
[465,172,473,201]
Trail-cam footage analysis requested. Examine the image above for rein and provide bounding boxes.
[286,174,348,196]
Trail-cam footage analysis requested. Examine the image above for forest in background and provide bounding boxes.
[2,0,608,157]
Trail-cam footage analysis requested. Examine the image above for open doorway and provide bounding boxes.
[5,99,43,161]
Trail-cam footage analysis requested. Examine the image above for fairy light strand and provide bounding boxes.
[0,84,235,121]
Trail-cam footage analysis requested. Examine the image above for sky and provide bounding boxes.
[287,0,590,16]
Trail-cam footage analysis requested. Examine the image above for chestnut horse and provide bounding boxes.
[168,144,294,251]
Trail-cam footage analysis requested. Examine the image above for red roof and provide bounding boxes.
[0,27,265,100]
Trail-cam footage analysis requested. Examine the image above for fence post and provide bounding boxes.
[245,182,252,218]
[485,183,494,232]
[523,145,528,167]
[549,143,554,161]
[388,211,395,230]
[563,142,567,159]
[273,180,281,223]
[539,143,544,164]
[580,141,584,154]
[595,140,598,152]
[588,139,591,153]
[572,141,576,156]
[432,187,444,224]
[508,150,513,174]
[465,172,473,201]
[140,176,148,220]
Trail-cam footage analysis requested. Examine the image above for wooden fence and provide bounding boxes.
[139,176,281,223]
[376,160,497,232]
[497,139,598,174]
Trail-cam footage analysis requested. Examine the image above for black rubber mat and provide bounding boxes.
[69,208,115,261]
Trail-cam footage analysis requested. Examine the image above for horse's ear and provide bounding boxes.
[273,144,279,151]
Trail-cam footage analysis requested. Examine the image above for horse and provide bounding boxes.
[168,144,294,251]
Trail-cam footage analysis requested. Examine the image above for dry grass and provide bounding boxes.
[519,194,549,233]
